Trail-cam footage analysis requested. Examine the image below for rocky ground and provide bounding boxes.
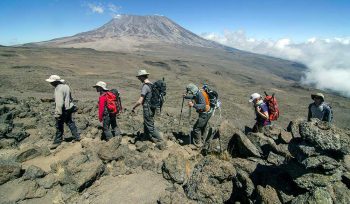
[1,96,350,204]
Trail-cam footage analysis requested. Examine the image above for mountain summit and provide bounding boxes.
[36,15,222,51]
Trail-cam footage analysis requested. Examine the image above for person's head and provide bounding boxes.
[186,83,199,95]
[93,81,109,93]
[249,93,262,105]
[45,75,64,87]
[311,93,324,105]
[136,69,150,82]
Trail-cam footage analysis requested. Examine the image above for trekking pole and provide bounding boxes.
[179,97,185,126]
[188,103,192,145]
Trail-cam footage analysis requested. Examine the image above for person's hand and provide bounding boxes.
[255,106,261,112]
[54,113,61,119]
[188,101,194,107]
[131,107,136,114]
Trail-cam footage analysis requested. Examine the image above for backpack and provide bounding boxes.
[105,89,123,115]
[146,79,166,111]
[202,85,219,109]
[263,92,279,121]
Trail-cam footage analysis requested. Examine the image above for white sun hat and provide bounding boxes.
[93,81,109,90]
[45,75,65,83]
[249,93,261,102]
[136,69,150,77]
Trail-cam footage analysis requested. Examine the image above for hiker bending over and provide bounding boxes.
[93,81,121,141]
[46,75,80,149]
[184,83,212,147]
[308,93,332,122]
[132,69,163,143]
[249,93,270,133]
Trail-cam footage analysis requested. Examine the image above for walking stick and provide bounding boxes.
[179,97,185,126]
[188,102,192,144]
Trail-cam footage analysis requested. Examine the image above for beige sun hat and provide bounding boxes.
[136,69,150,77]
[93,81,109,90]
[311,93,324,101]
[45,75,65,83]
[249,93,261,102]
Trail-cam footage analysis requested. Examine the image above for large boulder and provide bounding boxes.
[294,170,342,190]
[0,179,47,203]
[51,151,105,192]
[301,155,341,172]
[229,131,261,158]
[185,156,236,203]
[162,152,188,184]
[291,187,333,204]
[0,160,22,185]
[256,185,282,204]
[299,120,350,155]
[97,137,124,162]
[22,165,46,180]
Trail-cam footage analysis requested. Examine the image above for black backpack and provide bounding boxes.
[202,85,219,108]
[146,79,166,111]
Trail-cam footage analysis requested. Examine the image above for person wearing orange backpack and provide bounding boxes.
[249,93,271,133]
[93,81,121,141]
[184,83,213,148]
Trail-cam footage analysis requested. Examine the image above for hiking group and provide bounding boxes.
[45,70,333,150]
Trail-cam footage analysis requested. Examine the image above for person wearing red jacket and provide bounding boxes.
[93,81,121,141]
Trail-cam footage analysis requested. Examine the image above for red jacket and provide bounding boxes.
[98,93,107,122]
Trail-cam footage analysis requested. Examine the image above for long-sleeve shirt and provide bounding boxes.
[184,91,207,113]
[308,102,332,122]
[98,93,107,122]
[54,83,74,117]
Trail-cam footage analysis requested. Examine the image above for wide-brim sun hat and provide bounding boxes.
[249,93,261,102]
[45,75,65,83]
[136,69,150,77]
[93,81,109,91]
[186,83,199,94]
[311,93,324,100]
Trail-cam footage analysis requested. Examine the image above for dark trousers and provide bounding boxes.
[54,110,80,144]
[102,113,120,140]
[143,105,161,140]
[192,111,212,146]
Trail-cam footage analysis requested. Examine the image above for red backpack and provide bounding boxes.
[264,92,280,121]
[105,89,122,115]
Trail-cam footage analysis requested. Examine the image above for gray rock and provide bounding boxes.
[330,182,350,204]
[162,152,188,184]
[301,155,341,172]
[97,137,124,161]
[218,120,239,152]
[51,151,105,192]
[289,141,320,162]
[0,179,47,203]
[37,173,59,189]
[158,183,196,204]
[231,131,261,158]
[185,156,236,204]
[233,169,255,198]
[279,129,293,144]
[0,138,16,149]
[111,161,129,176]
[256,185,282,204]
[6,127,29,142]
[262,125,281,141]
[16,147,41,162]
[0,123,11,137]
[23,165,46,180]
[291,187,333,204]
[0,160,22,185]
[299,120,350,155]
[294,170,342,190]
[267,152,286,166]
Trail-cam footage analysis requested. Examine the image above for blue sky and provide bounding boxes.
[0,0,349,45]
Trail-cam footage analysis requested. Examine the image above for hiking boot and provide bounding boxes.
[50,142,61,150]
[72,137,81,143]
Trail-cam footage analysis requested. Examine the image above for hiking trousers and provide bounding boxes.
[54,110,80,144]
[143,104,161,141]
[102,113,121,141]
[192,111,212,147]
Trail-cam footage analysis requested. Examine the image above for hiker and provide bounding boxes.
[184,83,212,147]
[45,75,80,149]
[132,69,163,142]
[307,93,332,122]
[249,93,270,133]
[93,81,121,141]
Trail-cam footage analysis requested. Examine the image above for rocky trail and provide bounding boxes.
[0,96,350,204]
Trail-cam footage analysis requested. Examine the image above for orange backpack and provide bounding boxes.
[201,90,211,112]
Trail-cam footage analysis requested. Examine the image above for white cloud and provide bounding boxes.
[108,3,120,13]
[202,31,350,97]
[88,3,104,14]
